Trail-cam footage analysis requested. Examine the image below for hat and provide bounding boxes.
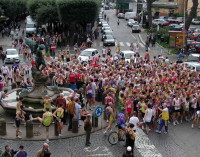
[127,146,132,152]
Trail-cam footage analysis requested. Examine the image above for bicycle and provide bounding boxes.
[108,125,126,145]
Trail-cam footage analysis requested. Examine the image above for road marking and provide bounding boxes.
[139,42,144,48]
[126,42,130,46]
[131,33,137,39]
[135,129,162,157]
[84,146,113,157]
[119,42,124,46]
[100,42,103,47]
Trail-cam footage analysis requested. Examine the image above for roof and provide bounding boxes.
[152,2,178,9]
[189,54,200,57]
[121,50,135,54]
[83,48,97,51]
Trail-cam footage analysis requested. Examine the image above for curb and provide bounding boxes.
[0,125,107,141]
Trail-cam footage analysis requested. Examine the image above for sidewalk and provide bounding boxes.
[139,32,177,62]
[0,101,107,141]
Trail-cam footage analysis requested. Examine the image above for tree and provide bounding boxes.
[146,0,155,28]
[185,0,199,30]
[0,0,27,20]
[56,0,101,28]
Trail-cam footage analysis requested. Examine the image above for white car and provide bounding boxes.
[78,48,99,62]
[192,19,200,25]
[127,19,138,27]
[183,62,200,72]
[5,49,20,64]
[120,50,136,63]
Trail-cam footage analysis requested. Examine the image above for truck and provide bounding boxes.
[125,12,137,20]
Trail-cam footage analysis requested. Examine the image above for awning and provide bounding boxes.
[152,2,178,9]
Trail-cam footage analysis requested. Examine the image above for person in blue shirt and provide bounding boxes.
[117,107,125,130]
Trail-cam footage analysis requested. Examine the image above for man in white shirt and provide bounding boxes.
[128,111,140,132]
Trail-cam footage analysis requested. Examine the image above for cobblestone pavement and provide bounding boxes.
[0,130,141,157]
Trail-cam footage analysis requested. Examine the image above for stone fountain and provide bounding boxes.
[0,44,73,116]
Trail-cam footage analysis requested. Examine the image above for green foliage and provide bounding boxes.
[28,0,101,25]
[170,48,180,54]
[57,0,101,23]
[157,28,168,36]
[0,0,27,20]
[35,0,58,25]
[46,51,51,57]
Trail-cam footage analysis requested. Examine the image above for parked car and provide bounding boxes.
[104,5,110,10]
[167,19,181,25]
[152,19,169,26]
[101,26,112,33]
[159,16,168,21]
[176,17,184,23]
[117,13,125,19]
[120,50,136,63]
[125,12,137,20]
[190,42,200,53]
[102,23,109,28]
[132,25,141,33]
[78,48,99,62]
[127,19,138,27]
[5,49,20,64]
[192,18,200,25]
[103,35,115,46]
[102,30,114,41]
[184,53,200,62]
[189,33,200,40]
[168,24,182,31]
[183,62,200,72]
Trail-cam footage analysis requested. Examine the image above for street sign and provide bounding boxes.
[94,106,103,118]
[182,29,187,34]
[51,44,56,50]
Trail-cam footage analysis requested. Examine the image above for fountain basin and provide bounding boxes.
[0,87,73,117]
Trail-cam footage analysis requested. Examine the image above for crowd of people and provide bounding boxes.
[0,16,200,157]
[1,143,51,157]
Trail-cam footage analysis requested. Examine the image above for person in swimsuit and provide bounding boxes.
[104,103,115,135]
[53,104,64,137]
[29,108,53,143]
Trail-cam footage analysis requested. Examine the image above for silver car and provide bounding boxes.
[103,35,115,46]
[5,49,20,64]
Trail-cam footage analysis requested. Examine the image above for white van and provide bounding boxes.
[25,16,37,35]
[125,12,136,20]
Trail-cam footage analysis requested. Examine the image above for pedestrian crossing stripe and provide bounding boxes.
[126,42,130,47]
[94,42,144,48]
[139,42,144,48]
[119,42,124,46]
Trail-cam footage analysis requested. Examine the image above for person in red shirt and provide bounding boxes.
[68,70,76,84]
[55,93,66,108]
[76,70,82,89]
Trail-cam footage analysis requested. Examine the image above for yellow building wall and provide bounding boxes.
[187,0,200,16]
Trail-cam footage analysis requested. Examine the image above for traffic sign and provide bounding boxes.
[94,106,103,118]
[182,29,187,34]
[51,44,57,50]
